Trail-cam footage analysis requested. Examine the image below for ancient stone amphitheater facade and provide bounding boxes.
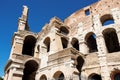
[4,0,120,80]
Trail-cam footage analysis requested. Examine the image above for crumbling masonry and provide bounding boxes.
[4,0,120,80]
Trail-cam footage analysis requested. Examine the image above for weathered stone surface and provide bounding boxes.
[4,0,120,80]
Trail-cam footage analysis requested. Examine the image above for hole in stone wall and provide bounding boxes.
[85,33,98,53]
[88,74,102,80]
[61,37,68,49]
[71,38,79,51]
[103,28,120,53]
[85,9,90,16]
[100,14,114,26]
[22,60,38,80]
[22,35,36,56]
[60,26,69,35]
[76,56,84,72]
[43,37,50,52]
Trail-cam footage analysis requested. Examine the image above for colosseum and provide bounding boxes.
[4,0,120,80]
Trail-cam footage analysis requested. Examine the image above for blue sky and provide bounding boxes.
[0,0,98,77]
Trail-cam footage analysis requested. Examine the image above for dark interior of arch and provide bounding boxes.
[114,73,120,80]
[61,37,68,49]
[44,37,50,52]
[53,71,64,80]
[58,73,64,80]
[86,34,98,53]
[22,36,36,56]
[103,30,120,53]
[72,38,79,51]
[76,56,84,72]
[40,75,47,80]
[22,60,38,80]
[60,26,69,35]
[90,74,102,80]
[101,14,114,26]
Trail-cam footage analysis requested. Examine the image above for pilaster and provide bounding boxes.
[96,34,110,80]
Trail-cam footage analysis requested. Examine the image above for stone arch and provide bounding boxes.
[102,28,120,53]
[22,60,39,80]
[61,37,68,49]
[53,71,65,80]
[60,26,69,35]
[88,73,102,80]
[22,35,36,56]
[43,37,51,52]
[71,38,79,51]
[100,14,114,26]
[85,32,98,53]
[40,74,47,80]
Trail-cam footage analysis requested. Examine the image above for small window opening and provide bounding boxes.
[22,36,36,56]
[44,37,50,52]
[60,26,69,35]
[85,9,90,16]
[89,74,102,80]
[103,28,120,53]
[71,38,79,51]
[100,14,115,26]
[61,37,68,49]
[86,33,98,53]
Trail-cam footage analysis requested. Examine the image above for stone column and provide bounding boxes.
[96,34,110,80]
[9,35,23,59]
[4,72,8,80]
[96,34,108,54]
[7,68,15,80]
[81,71,87,80]
[79,41,88,55]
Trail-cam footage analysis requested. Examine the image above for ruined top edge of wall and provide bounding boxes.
[64,0,99,23]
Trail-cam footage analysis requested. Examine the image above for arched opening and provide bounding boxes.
[100,14,114,26]
[61,37,68,49]
[76,56,84,72]
[76,56,84,80]
[71,38,79,51]
[22,60,38,80]
[22,35,36,56]
[43,37,50,52]
[53,71,65,80]
[85,33,98,53]
[103,28,120,53]
[60,26,69,35]
[40,74,47,80]
[88,74,102,80]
